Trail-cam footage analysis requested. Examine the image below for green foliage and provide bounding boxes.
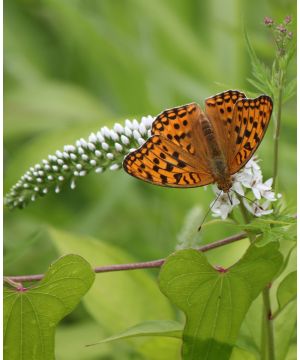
[238,213,296,246]
[274,300,296,360]
[48,227,179,358]
[88,320,183,346]
[4,81,111,140]
[230,347,257,360]
[245,21,296,103]
[244,30,273,96]
[176,205,203,249]
[48,228,174,329]
[4,255,95,360]
[276,271,296,314]
[159,243,283,360]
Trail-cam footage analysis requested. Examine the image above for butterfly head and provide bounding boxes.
[216,177,232,193]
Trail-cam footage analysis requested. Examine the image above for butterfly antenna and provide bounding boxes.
[233,191,264,211]
[198,192,222,232]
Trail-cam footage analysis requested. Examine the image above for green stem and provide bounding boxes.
[261,60,286,360]
[273,68,284,190]
[262,287,276,360]
[237,195,275,358]
[261,306,267,360]
[237,196,258,243]
[238,196,251,224]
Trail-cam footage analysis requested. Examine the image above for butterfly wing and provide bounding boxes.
[123,103,214,188]
[228,95,273,174]
[123,135,214,187]
[205,90,246,157]
[151,103,211,173]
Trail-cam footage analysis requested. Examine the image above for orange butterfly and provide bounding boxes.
[123,90,273,193]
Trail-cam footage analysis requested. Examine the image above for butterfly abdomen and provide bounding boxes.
[200,115,231,191]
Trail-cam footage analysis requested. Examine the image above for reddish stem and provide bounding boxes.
[4,232,247,284]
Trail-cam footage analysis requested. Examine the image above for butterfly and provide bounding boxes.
[123,90,273,193]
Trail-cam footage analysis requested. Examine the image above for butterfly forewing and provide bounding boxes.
[123,135,214,187]
[123,103,215,187]
[151,103,211,172]
[228,95,273,174]
[205,90,246,157]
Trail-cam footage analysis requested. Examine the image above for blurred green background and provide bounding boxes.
[4,0,296,359]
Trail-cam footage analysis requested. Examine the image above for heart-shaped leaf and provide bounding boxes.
[4,254,95,360]
[159,243,283,360]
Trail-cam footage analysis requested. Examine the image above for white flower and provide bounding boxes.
[243,199,273,217]
[211,157,280,220]
[133,129,141,140]
[121,135,130,145]
[95,167,103,173]
[114,123,124,133]
[109,164,119,171]
[211,187,240,219]
[88,133,97,143]
[114,143,123,152]
[101,142,109,150]
[138,138,146,146]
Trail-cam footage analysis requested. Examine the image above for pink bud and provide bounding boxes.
[264,16,274,26]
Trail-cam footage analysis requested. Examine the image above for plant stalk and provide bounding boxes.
[261,59,286,360]
[273,68,284,190]
[237,195,275,358]
[262,286,275,360]
[238,196,251,224]
[4,231,248,284]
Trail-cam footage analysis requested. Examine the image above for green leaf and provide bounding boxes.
[275,300,296,360]
[176,206,203,249]
[276,271,296,313]
[86,320,183,359]
[56,321,115,360]
[237,295,262,357]
[49,228,177,359]
[286,341,297,360]
[48,228,174,332]
[230,347,257,360]
[88,320,183,346]
[159,243,283,360]
[283,78,296,103]
[247,78,269,94]
[244,29,273,95]
[4,254,95,360]
[238,215,296,247]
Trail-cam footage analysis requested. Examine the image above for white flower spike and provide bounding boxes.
[5,115,155,209]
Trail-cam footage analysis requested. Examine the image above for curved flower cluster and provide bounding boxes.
[263,15,293,56]
[5,115,154,209]
[210,158,281,220]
